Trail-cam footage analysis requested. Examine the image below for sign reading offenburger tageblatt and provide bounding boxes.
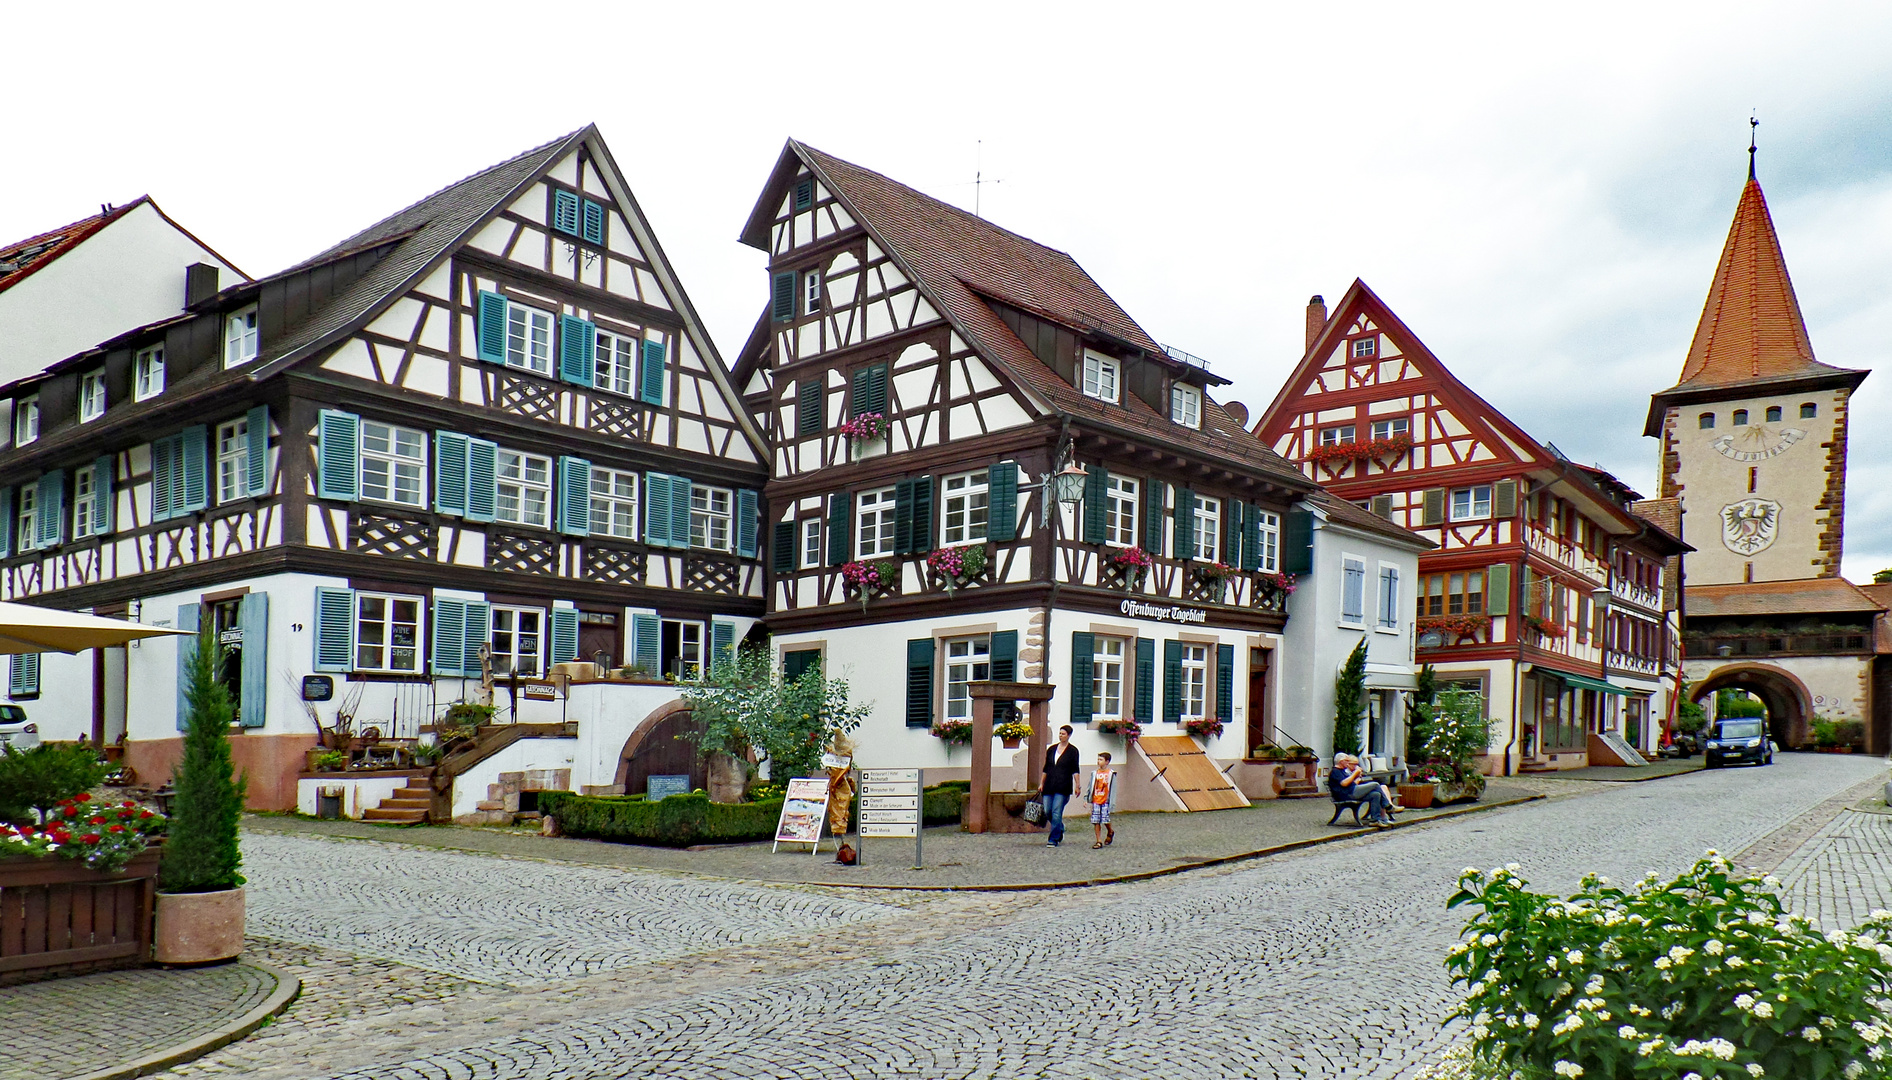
[1119,599,1210,624]
[858,768,920,838]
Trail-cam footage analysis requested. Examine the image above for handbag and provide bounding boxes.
[1021,796,1045,824]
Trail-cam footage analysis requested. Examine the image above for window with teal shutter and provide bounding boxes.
[794,177,814,210]
[850,364,886,416]
[174,603,200,728]
[1162,640,1183,723]
[1144,479,1166,554]
[990,630,1017,724]
[1133,638,1155,724]
[987,462,1018,542]
[771,521,795,573]
[552,190,581,236]
[1216,644,1235,724]
[905,638,935,727]
[476,291,508,363]
[0,487,12,558]
[462,602,489,675]
[8,652,40,698]
[558,315,595,387]
[581,199,606,245]
[711,620,736,669]
[1069,631,1094,723]
[644,473,673,547]
[316,410,360,501]
[238,593,268,727]
[1081,465,1109,544]
[435,432,469,516]
[312,587,354,673]
[245,406,269,496]
[735,490,759,558]
[91,455,113,535]
[771,272,797,321]
[433,597,467,676]
[557,457,592,536]
[466,439,497,522]
[36,471,63,549]
[1174,488,1196,561]
[639,340,666,405]
[550,608,579,665]
[796,379,823,436]
[668,476,692,548]
[179,425,208,514]
[827,492,851,565]
[630,613,660,674]
[152,435,177,521]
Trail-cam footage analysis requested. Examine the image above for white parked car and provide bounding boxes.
[0,705,39,750]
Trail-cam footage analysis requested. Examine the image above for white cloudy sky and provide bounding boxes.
[8,2,1891,577]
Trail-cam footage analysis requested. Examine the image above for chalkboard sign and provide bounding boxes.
[647,774,690,800]
[301,676,334,702]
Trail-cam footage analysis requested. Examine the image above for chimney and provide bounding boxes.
[184,263,219,308]
[1304,295,1327,353]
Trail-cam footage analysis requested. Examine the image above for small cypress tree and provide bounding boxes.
[158,625,246,893]
[1406,663,1437,763]
[1332,639,1367,757]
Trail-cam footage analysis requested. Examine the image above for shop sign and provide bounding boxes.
[1119,599,1209,625]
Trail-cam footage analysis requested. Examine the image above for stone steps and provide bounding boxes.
[362,806,427,823]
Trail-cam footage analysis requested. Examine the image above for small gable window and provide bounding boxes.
[14,395,38,445]
[505,301,555,375]
[1450,485,1493,522]
[1170,385,1201,428]
[79,372,105,423]
[1765,406,1782,423]
[135,345,165,401]
[804,269,823,314]
[1698,413,1715,430]
[1732,409,1749,426]
[1352,337,1377,358]
[794,176,815,211]
[1800,402,1818,419]
[551,190,607,245]
[1370,417,1409,441]
[1081,352,1120,403]
[1319,425,1356,446]
[224,307,259,367]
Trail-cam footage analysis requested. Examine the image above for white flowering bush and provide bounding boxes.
[1445,854,1892,1079]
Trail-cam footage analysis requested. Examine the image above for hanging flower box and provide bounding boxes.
[841,559,900,612]
[1521,614,1565,639]
[925,544,988,596]
[994,721,1033,749]
[1182,717,1224,739]
[1305,435,1412,468]
[932,718,974,745]
[1095,718,1141,738]
[1417,614,1492,642]
[837,412,887,442]
[1105,546,1153,591]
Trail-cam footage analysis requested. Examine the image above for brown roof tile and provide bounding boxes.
[1688,577,1885,618]
[0,198,146,296]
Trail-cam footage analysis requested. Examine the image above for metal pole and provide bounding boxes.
[853,765,863,867]
[914,768,924,869]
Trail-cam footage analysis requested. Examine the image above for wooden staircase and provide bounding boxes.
[362,785,432,824]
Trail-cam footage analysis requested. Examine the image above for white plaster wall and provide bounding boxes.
[295,775,410,818]
[451,737,579,819]
[565,681,692,793]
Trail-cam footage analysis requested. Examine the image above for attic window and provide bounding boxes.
[224,307,259,368]
[79,371,105,423]
[13,395,38,446]
[1352,337,1377,358]
[794,177,815,210]
[1170,385,1201,428]
[1081,352,1120,403]
[552,190,607,245]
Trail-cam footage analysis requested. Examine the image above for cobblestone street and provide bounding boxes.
[151,754,1885,1080]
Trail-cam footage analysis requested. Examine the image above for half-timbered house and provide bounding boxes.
[1255,284,1691,773]
[0,126,768,809]
[737,142,1340,803]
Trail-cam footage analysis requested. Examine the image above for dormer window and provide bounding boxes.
[79,371,105,423]
[13,395,38,445]
[1081,351,1120,403]
[135,345,165,400]
[224,307,259,368]
[1352,337,1377,358]
[1170,385,1201,428]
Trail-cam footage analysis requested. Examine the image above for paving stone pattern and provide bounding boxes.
[1775,805,1892,931]
[1,962,276,1080]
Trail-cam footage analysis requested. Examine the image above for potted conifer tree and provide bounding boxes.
[153,624,248,964]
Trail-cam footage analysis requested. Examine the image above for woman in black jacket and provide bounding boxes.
[1039,725,1081,847]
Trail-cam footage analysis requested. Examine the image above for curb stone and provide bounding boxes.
[66,963,301,1080]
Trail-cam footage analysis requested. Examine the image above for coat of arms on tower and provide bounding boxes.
[1720,498,1781,556]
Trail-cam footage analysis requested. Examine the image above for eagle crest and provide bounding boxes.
[1720,498,1781,556]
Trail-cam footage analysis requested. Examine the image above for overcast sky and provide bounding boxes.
[8,2,1890,578]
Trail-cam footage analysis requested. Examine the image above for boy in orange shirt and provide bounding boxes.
[1089,751,1117,849]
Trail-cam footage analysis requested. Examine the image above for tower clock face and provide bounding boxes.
[1711,425,1806,462]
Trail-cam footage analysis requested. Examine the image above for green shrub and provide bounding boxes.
[1446,853,1892,1079]
[923,783,965,825]
[0,742,110,823]
[1812,718,1839,747]
[159,626,247,894]
[539,791,791,846]
[1836,719,1866,748]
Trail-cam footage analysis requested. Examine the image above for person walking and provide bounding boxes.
[1039,725,1081,847]
[1088,751,1117,849]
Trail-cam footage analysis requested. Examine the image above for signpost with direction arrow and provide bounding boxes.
[857,768,924,868]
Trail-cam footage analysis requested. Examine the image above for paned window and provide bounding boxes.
[224,307,259,367]
[1800,403,1817,419]
[355,593,423,673]
[216,417,250,503]
[14,396,38,445]
[361,421,425,507]
[804,269,823,314]
[505,301,555,374]
[79,372,105,422]
[1698,413,1715,429]
[594,330,639,396]
[1419,571,1486,617]
[1105,475,1139,546]
[801,517,822,569]
[15,486,35,551]
[489,606,543,678]
[1081,352,1120,403]
[941,469,989,545]
[943,636,991,721]
[72,465,97,539]
[1255,509,1281,572]
[1319,425,1355,445]
[496,450,552,527]
[1170,385,1201,428]
[662,619,704,679]
[1180,644,1209,719]
[1352,337,1377,358]
[1193,497,1221,562]
[589,467,638,538]
[1341,557,1366,625]
[856,487,897,558]
[1450,485,1492,521]
[1370,417,1409,440]
[1092,637,1124,721]
[690,486,733,551]
[135,346,165,400]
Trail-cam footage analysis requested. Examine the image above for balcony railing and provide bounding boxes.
[1522,524,1606,581]
[1611,579,1663,610]
[1685,633,1872,658]
[1607,650,1660,676]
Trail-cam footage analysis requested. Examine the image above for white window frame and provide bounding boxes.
[1081,351,1120,403]
[14,395,38,446]
[1369,417,1409,441]
[1170,385,1201,428]
[690,485,733,551]
[496,449,552,528]
[1450,485,1493,522]
[804,269,823,314]
[1351,337,1377,358]
[72,464,97,539]
[800,517,822,569]
[1377,564,1401,632]
[943,635,991,721]
[663,618,705,680]
[594,329,639,397]
[1180,644,1209,720]
[15,485,35,552]
[355,592,424,674]
[488,605,545,678]
[135,345,165,401]
[941,469,989,546]
[856,486,897,559]
[360,421,427,508]
[505,300,555,375]
[216,417,250,504]
[1193,496,1220,562]
[78,371,105,423]
[1092,637,1124,722]
[1255,509,1280,573]
[1341,555,1367,626]
[1104,475,1139,547]
[589,466,638,539]
[1319,425,1355,446]
[224,307,259,368]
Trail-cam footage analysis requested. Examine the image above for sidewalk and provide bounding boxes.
[1533,759,1703,782]
[244,781,1545,890]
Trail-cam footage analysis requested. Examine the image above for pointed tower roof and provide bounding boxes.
[1645,171,1865,435]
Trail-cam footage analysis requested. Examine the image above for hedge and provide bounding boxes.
[540,783,971,846]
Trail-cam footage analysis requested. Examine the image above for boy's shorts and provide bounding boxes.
[1090,803,1112,824]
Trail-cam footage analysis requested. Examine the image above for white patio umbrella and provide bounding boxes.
[0,601,191,654]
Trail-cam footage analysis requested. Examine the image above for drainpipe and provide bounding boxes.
[1505,663,1528,777]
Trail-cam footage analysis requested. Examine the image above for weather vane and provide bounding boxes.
[1749,113,1759,179]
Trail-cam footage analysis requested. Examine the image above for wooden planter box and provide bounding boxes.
[0,847,159,985]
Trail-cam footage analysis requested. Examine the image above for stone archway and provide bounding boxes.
[614,699,707,797]
[1691,663,1814,748]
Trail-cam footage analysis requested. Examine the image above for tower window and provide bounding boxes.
[1351,337,1377,358]
[1800,403,1817,419]
[1765,406,1781,423]
[1732,409,1748,425]
[1698,413,1715,430]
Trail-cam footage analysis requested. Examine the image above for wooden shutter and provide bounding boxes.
[1282,508,1314,575]
[772,272,797,321]
[461,602,489,675]
[1241,502,1262,571]
[990,630,1018,724]
[312,587,354,673]
[1370,494,1394,520]
[316,410,360,501]
[639,340,666,406]
[174,603,200,729]
[558,316,595,387]
[1216,644,1235,724]
[893,478,916,555]
[1422,488,1445,526]
[1486,563,1512,616]
[238,592,268,727]
[906,638,935,727]
[1144,479,1165,553]
[794,176,814,209]
[1493,479,1518,519]
[1133,638,1155,724]
[631,613,660,674]
[851,363,887,416]
[91,456,114,536]
[1225,501,1245,569]
[552,190,581,235]
[550,608,580,665]
[476,291,508,363]
[783,649,820,681]
[987,462,1018,542]
[711,620,736,669]
[151,435,176,521]
[772,521,796,573]
[581,199,606,245]
[1162,640,1183,724]
[669,476,692,549]
[1081,465,1109,544]
[35,471,63,549]
[910,476,933,552]
[0,487,12,558]
[736,490,760,558]
[827,492,851,565]
[797,379,824,437]
[466,439,498,523]
[432,598,467,677]
[179,426,208,513]
[557,457,592,536]
[1068,631,1094,724]
[644,473,673,547]
[1173,488,1196,561]
[435,432,470,516]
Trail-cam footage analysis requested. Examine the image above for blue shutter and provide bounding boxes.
[151,435,176,522]
[175,602,200,730]
[245,406,269,497]
[735,489,759,558]
[316,410,360,501]
[312,587,354,673]
[1134,638,1155,724]
[1342,560,1365,623]
[558,315,595,387]
[466,439,498,523]
[476,291,508,363]
[552,190,581,236]
[557,457,592,536]
[0,486,12,558]
[1070,631,1094,724]
[771,272,797,321]
[670,476,693,550]
[581,199,606,245]
[711,620,736,670]
[434,431,470,516]
[639,340,666,406]
[179,426,209,514]
[92,456,113,535]
[905,638,935,727]
[432,598,467,677]
[631,613,660,675]
[1216,644,1235,725]
[11,654,39,698]
[463,602,490,677]
[550,608,580,666]
[36,471,63,548]
[239,592,269,727]
[644,473,673,547]
[1162,640,1183,723]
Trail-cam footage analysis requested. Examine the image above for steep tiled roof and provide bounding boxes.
[1307,489,1434,551]
[1688,577,1884,619]
[794,143,1310,487]
[0,198,145,296]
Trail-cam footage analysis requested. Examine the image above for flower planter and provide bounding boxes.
[153,886,246,965]
[1000,737,1022,749]
[1396,784,1435,809]
[0,849,161,985]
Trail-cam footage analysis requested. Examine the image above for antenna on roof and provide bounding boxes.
[1748,113,1759,181]
[974,140,1002,218]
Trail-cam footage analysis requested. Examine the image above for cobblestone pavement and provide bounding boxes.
[147,754,1882,1080]
[1,962,277,1080]
[1775,800,1892,931]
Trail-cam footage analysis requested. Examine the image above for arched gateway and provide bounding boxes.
[614,699,707,797]
[1690,663,1812,748]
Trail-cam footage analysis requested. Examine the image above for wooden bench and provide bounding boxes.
[1326,780,1372,826]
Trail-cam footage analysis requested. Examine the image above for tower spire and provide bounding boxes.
[1748,114,1759,181]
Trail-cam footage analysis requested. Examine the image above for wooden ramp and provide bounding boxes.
[1136,736,1250,811]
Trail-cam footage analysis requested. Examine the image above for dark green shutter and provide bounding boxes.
[581,199,606,245]
[632,613,660,674]
[910,476,933,552]
[1486,564,1512,616]
[550,608,579,665]
[990,630,1018,724]
[906,638,935,727]
[178,426,208,513]
[644,473,673,547]
[1282,508,1314,574]
[1225,502,1244,568]
[1174,488,1196,561]
[669,476,692,549]
[1216,644,1235,724]
[1134,638,1155,724]
[851,363,886,416]
[435,431,470,516]
[174,603,200,729]
[893,478,915,555]
[772,521,796,573]
[477,291,508,363]
[639,340,666,405]
[784,649,820,681]
[827,492,851,565]
[316,410,360,501]
[1242,503,1263,571]
[433,598,467,677]
[794,177,814,209]
[711,620,736,669]
[772,272,797,321]
[1069,631,1094,723]
[245,406,269,497]
[557,457,592,536]
[1144,479,1165,553]
[797,379,823,436]
[312,588,354,673]
[553,190,581,235]
[466,439,497,522]
[736,490,759,558]
[1081,465,1108,544]
[1162,640,1183,723]
[239,592,269,727]
[558,315,595,387]
[987,462,1018,542]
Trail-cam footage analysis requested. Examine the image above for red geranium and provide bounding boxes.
[75,793,90,802]
[80,834,101,844]
[108,825,124,834]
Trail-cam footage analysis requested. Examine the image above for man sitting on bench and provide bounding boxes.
[1332,753,1398,827]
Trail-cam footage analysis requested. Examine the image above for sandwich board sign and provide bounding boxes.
[857,768,924,868]
[772,777,831,855]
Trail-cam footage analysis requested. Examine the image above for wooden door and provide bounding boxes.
[578,612,619,668]
[1247,648,1271,755]
[621,710,709,797]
